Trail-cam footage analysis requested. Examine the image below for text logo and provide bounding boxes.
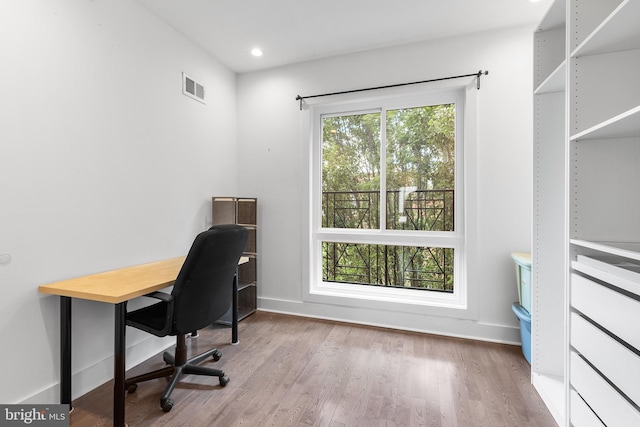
[0,405,69,426]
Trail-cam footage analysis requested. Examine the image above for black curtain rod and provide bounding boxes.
[295,70,488,110]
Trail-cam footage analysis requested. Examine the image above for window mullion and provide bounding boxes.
[380,109,387,231]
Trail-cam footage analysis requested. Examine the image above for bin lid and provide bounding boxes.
[511,252,531,267]
[512,302,531,321]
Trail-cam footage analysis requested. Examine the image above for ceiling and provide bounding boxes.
[134,0,553,73]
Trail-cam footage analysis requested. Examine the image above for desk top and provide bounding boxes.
[39,256,249,304]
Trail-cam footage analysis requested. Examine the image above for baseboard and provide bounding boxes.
[20,336,174,404]
[258,297,522,345]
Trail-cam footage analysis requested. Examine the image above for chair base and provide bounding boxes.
[125,334,229,412]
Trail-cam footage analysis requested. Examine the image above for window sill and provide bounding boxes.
[305,281,475,320]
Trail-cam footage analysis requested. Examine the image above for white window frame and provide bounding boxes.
[302,83,478,319]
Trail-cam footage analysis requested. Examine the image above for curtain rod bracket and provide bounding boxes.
[295,95,303,110]
[476,70,488,89]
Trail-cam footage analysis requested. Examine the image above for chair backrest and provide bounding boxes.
[170,224,248,335]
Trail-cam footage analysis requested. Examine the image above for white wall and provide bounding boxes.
[0,5,535,403]
[0,0,237,403]
[237,26,534,343]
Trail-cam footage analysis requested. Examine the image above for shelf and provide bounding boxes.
[570,105,640,141]
[572,0,640,57]
[216,307,256,326]
[537,0,566,32]
[534,60,566,94]
[571,239,640,261]
[238,281,256,291]
[534,26,566,90]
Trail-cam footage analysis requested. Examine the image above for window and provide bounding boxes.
[309,88,468,309]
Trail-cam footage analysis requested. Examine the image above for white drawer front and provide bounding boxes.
[573,256,640,297]
[571,389,605,427]
[571,351,640,427]
[571,312,640,405]
[571,273,640,349]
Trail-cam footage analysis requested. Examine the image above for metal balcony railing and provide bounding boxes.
[321,190,454,292]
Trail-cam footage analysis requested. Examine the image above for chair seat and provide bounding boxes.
[127,302,170,337]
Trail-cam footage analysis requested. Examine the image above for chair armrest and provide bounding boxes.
[126,291,175,337]
[144,291,174,304]
[145,292,174,336]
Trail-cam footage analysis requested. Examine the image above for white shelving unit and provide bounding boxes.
[532,1,567,424]
[534,0,640,425]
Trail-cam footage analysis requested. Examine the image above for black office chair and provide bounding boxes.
[124,224,248,412]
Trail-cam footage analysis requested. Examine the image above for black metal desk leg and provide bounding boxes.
[231,270,239,344]
[60,297,72,409]
[114,303,126,427]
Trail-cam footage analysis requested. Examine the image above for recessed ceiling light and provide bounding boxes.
[251,48,263,57]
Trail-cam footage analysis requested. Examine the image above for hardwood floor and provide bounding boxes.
[71,311,556,427]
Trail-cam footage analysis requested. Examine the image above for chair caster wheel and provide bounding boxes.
[219,375,230,387]
[127,384,137,394]
[161,397,174,413]
[212,350,222,362]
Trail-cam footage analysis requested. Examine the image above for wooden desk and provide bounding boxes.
[39,256,248,427]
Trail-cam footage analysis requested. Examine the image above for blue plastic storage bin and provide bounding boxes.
[511,252,531,314]
[512,302,531,364]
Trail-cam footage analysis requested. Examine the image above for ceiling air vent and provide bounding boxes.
[182,72,205,104]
